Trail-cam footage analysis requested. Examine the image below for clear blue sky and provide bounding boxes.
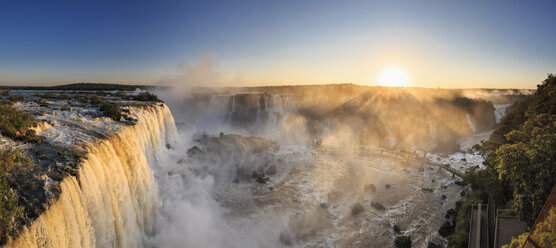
[1,0,555,88]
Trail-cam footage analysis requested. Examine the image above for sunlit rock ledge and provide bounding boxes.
[0,90,165,245]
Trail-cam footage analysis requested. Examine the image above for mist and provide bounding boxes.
[143,83,526,247]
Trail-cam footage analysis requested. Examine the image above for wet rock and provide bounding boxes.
[394,236,412,248]
[428,242,440,248]
[371,201,386,211]
[266,165,277,175]
[279,231,293,246]
[186,146,203,157]
[327,191,343,202]
[351,203,364,216]
[438,221,454,237]
[252,172,269,184]
[422,188,433,193]
[364,183,377,192]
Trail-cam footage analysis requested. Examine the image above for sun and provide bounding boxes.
[378,67,409,87]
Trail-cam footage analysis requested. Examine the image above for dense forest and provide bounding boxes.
[444,74,555,247]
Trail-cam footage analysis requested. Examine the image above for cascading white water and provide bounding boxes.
[494,104,510,123]
[465,113,476,133]
[6,105,177,248]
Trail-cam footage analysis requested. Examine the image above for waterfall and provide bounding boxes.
[466,113,476,133]
[494,104,510,123]
[6,105,177,248]
[428,118,437,140]
[208,95,233,124]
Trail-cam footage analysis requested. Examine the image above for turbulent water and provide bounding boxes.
[6,105,177,248]
[6,91,505,248]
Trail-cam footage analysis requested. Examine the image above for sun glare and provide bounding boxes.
[378,67,409,87]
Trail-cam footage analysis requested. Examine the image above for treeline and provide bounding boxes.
[0,82,162,91]
[443,74,555,247]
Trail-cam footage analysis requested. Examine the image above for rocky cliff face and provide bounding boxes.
[170,86,500,153]
[2,92,176,248]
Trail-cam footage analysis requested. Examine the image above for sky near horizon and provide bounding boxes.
[1,1,555,88]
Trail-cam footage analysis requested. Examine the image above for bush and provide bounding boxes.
[100,102,122,121]
[90,95,102,104]
[57,93,71,100]
[7,95,23,102]
[41,92,54,99]
[0,175,24,244]
[132,92,162,102]
[0,102,39,143]
[394,236,412,248]
[0,149,28,244]
[439,221,454,237]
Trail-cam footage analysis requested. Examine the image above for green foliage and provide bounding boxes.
[57,93,71,100]
[41,92,54,99]
[394,236,412,248]
[7,95,23,102]
[132,92,162,102]
[501,232,528,248]
[446,199,475,248]
[483,74,556,225]
[0,175,23,244]
[439,221,454,237]
[447,74,556,247]
[0,101,41,143]
[0,149,28,244]
[529,205,556,247]
[100,102,122,121]
[90,95,102,104]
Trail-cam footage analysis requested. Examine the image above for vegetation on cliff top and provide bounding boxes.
[0,101,41,143]
[0,149,30,244]
[444,74,556,247]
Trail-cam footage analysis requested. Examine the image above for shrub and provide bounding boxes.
[100,102,122,121]
[41,92,54,99]
[0,175,24,244]
[0,102,39,142]
[90,95,102,104]
[132,92,162,102]
[57,93,71,100]
[7,95,23,102]
[0,149,28,244]
[439,221,454,237]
